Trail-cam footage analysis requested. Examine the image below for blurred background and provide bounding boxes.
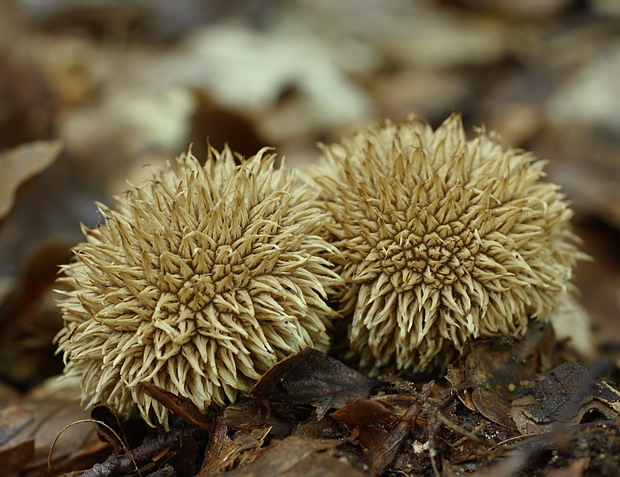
[1,0,620,397]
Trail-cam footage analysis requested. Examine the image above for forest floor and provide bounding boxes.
[2,1,620,475]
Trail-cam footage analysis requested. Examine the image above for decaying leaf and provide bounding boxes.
[251,349,379,419]
[199,422,270,475]
[331,397,407,452]
[0,141,62,220]
[222,399,294,436]
[0,438,34,477]
[362,382,433,475]
[277,452,367,477]
[331,398,398,427]
[216,435,348,477]
[0,376,108,475]
[510,361,620,434]
[465,322,555,428]
[77,426,206,477]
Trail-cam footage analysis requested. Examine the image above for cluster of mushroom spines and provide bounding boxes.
[56,147,341,427]
[313,114,581,373]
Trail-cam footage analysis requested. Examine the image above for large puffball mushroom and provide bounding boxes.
[55,147,341,427]
[312,113,583,374]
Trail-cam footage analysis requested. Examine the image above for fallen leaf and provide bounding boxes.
[251,349,378,419]
[444,363,476,412]
[222,399,294,436]
[198,421,269,475]
[279,452,366,477]
[0,438,34,477]
[0,141,62,220]
[0,376,109,475]
[510,361,620,434]
[331,399,397,426]
[218,435,342,477]
[363,381,433,475]
[466,322,554,428]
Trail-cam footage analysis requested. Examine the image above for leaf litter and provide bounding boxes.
[2,1,620,475]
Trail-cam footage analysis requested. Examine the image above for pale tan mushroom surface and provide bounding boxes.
[312,114,584,374]
[56,147,341,428]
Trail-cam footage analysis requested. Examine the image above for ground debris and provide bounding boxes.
[198,421,269,475]
[3,1,620,475]
[251,349,379,419]
[362,383,431,476]
[214,435,357,477]
[510,361,620,434]
[450,322,555,429]
[76,426,206,477]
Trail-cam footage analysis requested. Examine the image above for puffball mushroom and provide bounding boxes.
[313,113,583,374]
[55,147,340,427]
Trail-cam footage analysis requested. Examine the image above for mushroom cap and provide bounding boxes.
[56,147,340,427]
[312,114,583,373]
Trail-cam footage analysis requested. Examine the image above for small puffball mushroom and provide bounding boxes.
[312,113,584,374]
[55,147,341,428]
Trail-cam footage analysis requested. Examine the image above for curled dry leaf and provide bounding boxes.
[0,141,62,220]
[331,398,405,452]
[251,349,379,419]
[199,421,270,476]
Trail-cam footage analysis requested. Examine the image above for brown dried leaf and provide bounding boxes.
[363,382,433,476]
[0,141,62,220]
[222,399,294,436]
[0,376,109,474]
[218,435,342,477]
[331,399,397,426]
[0,438,34,477]
[363,401,424,475]
[279,452,366,477]
[444,363,476,412]
[251,349,378,419]
[510,362,620,434]
[198,421,269,476]
[466,323,554,428]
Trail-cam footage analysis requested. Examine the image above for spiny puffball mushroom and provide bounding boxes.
[312,113,583,374]
[55,147,340,427]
